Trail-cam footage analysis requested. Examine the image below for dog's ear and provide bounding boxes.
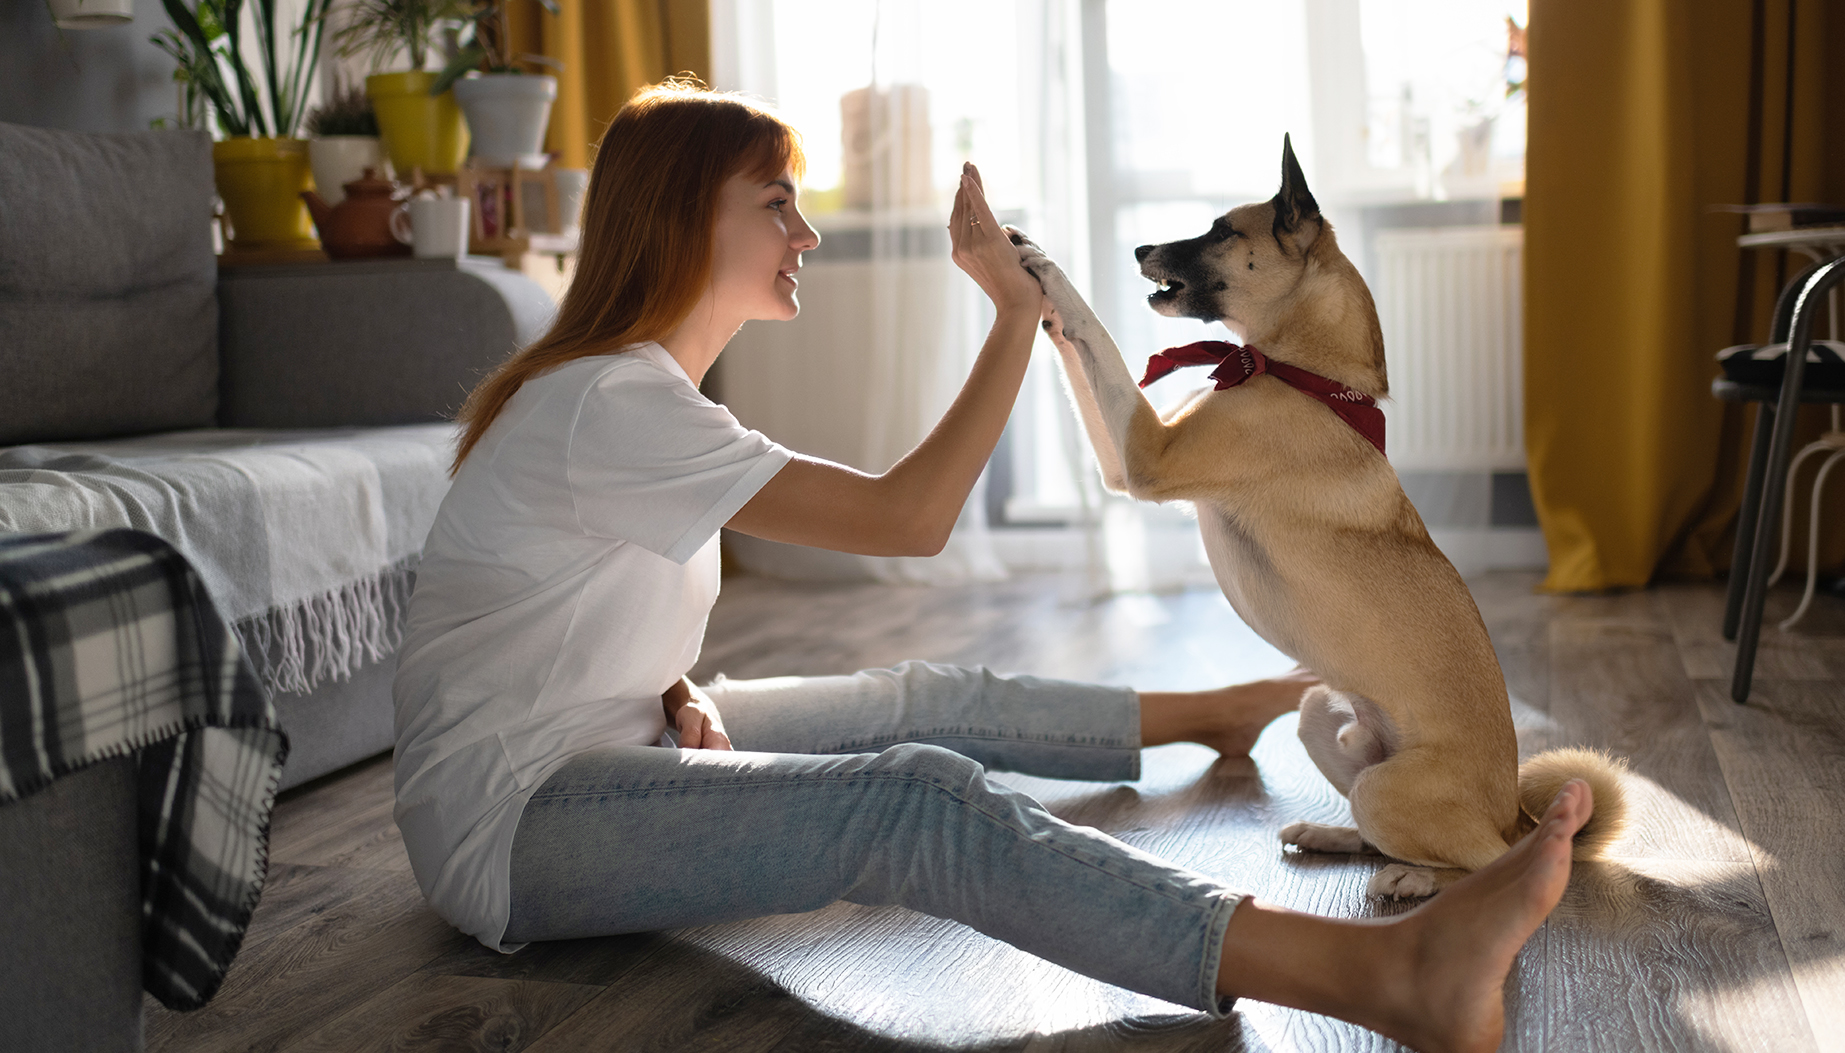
[1271,133,1322,254]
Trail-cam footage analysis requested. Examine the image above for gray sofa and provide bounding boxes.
[0,122,553,1050]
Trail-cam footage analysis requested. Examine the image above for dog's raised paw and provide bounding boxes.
[1368,863,1441,899]
[1005,225,1042,252]
[1279,822,1367,854]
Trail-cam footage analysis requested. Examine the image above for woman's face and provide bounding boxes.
[708,167,820,323]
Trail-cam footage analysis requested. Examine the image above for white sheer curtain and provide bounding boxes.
[709,0,1528,591]
[709,0,1088,585]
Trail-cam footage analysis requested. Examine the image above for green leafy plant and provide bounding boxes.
[150,20,212,130]
[152,0,333,138]
[305,84,380,136]
[429,0,561,96]
[328,0,470,74]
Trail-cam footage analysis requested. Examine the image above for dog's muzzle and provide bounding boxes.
[1143,270,1185,309]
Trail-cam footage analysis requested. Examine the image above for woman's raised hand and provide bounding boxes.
[948,162,1042,315]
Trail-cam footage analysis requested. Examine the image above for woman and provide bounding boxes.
[394,80,1591,1053]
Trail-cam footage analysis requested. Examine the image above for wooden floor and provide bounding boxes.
[144,570,1845,1052]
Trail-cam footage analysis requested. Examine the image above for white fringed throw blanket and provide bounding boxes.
[0,424,455,695]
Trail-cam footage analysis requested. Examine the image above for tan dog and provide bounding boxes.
[1011,137,1626,896]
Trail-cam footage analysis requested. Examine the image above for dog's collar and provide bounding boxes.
[1139,341,1386,456]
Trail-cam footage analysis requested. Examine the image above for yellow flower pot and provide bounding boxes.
[367,71,469,177]
[212,137,318,249]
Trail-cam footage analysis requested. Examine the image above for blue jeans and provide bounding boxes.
[505,661,1242,1015]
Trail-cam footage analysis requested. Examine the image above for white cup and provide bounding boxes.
[390,197,472,259]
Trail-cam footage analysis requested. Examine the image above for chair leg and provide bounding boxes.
[1734,395,1820,702]
[1724,402,1777,641]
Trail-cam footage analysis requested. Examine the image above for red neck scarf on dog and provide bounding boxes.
[1139,341,1386,456]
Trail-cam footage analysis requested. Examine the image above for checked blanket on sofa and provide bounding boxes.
[0,529,287,1011]
[0,423,455,695]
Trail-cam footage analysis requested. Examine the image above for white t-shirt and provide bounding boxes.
[393,342,791,950]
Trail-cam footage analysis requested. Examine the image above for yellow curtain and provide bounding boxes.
[507,0,711,169]
[1525,0,1845,591]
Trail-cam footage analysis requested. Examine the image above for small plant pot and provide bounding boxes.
[453,73,557,165]
[48,0,133,28]
[367,71,469,177]
[309,137,390,205]
[213,137,317,249]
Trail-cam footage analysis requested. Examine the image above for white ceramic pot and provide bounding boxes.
[452,74,557,165]
[308,137,389,205]
[48,0,133,27]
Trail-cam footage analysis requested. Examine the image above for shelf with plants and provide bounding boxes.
[332,0,475,180]
[153,0,333,252]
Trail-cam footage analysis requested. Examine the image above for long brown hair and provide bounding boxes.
[450,78,805,472]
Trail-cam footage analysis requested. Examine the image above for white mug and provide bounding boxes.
[390,197,472,260]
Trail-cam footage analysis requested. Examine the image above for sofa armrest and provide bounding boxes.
[0,756,143,1053]
[216,257,556,428]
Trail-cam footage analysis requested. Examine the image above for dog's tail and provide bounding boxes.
[1516,747,1630,860]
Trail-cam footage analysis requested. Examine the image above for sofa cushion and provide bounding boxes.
[0,123,218,445]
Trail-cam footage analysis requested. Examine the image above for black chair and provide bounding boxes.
[1717,254,1845,702]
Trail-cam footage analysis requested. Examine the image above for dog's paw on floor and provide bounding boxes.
[1368,863,1443,898]
[1280,821,1369,853]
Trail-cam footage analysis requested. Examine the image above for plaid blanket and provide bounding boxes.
[0,529,288,1011]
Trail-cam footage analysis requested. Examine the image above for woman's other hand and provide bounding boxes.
[662,677,733,750]
[948,162,1041,314]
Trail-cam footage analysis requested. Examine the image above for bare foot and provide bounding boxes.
[1140,667,1321,755]
[1369,779,1594,1053]
[1215,782,1591,1051]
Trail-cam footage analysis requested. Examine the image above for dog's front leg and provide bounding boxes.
[1005,236,1129,493]
[1012,232,1179,503]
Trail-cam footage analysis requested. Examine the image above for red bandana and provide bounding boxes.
[1139,341,1386,456]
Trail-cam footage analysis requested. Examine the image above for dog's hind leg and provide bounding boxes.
[1294,686,1395,795]
[1348,750,1519,899]
[1280,687,1394,855]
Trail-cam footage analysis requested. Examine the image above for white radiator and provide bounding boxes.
[1372,225,1525,471]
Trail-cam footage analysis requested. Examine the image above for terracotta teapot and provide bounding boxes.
[302,168,412,260]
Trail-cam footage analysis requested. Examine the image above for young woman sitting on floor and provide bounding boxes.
[392,79,1592,1053]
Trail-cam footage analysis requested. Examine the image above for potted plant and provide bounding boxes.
[333,0,472,177]
[154,0,333,250]
[47,0,134,28]
[432,0,560,165]
[305,84,387,205]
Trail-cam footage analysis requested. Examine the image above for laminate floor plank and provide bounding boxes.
[145,866,469,1053]
[276,972,602,1053]
[519,938,822,1053]
[1652,583,1844,682]
[1545,610,1754,863]
[267,753,406,871]
[1693,679,1845,1053]
[420,930,673,989]
[236,862,399,953]
[161,571,1845,1052]
[1536,858,1816,1053]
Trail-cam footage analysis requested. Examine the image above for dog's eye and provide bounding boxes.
[1210,221,1237,242]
